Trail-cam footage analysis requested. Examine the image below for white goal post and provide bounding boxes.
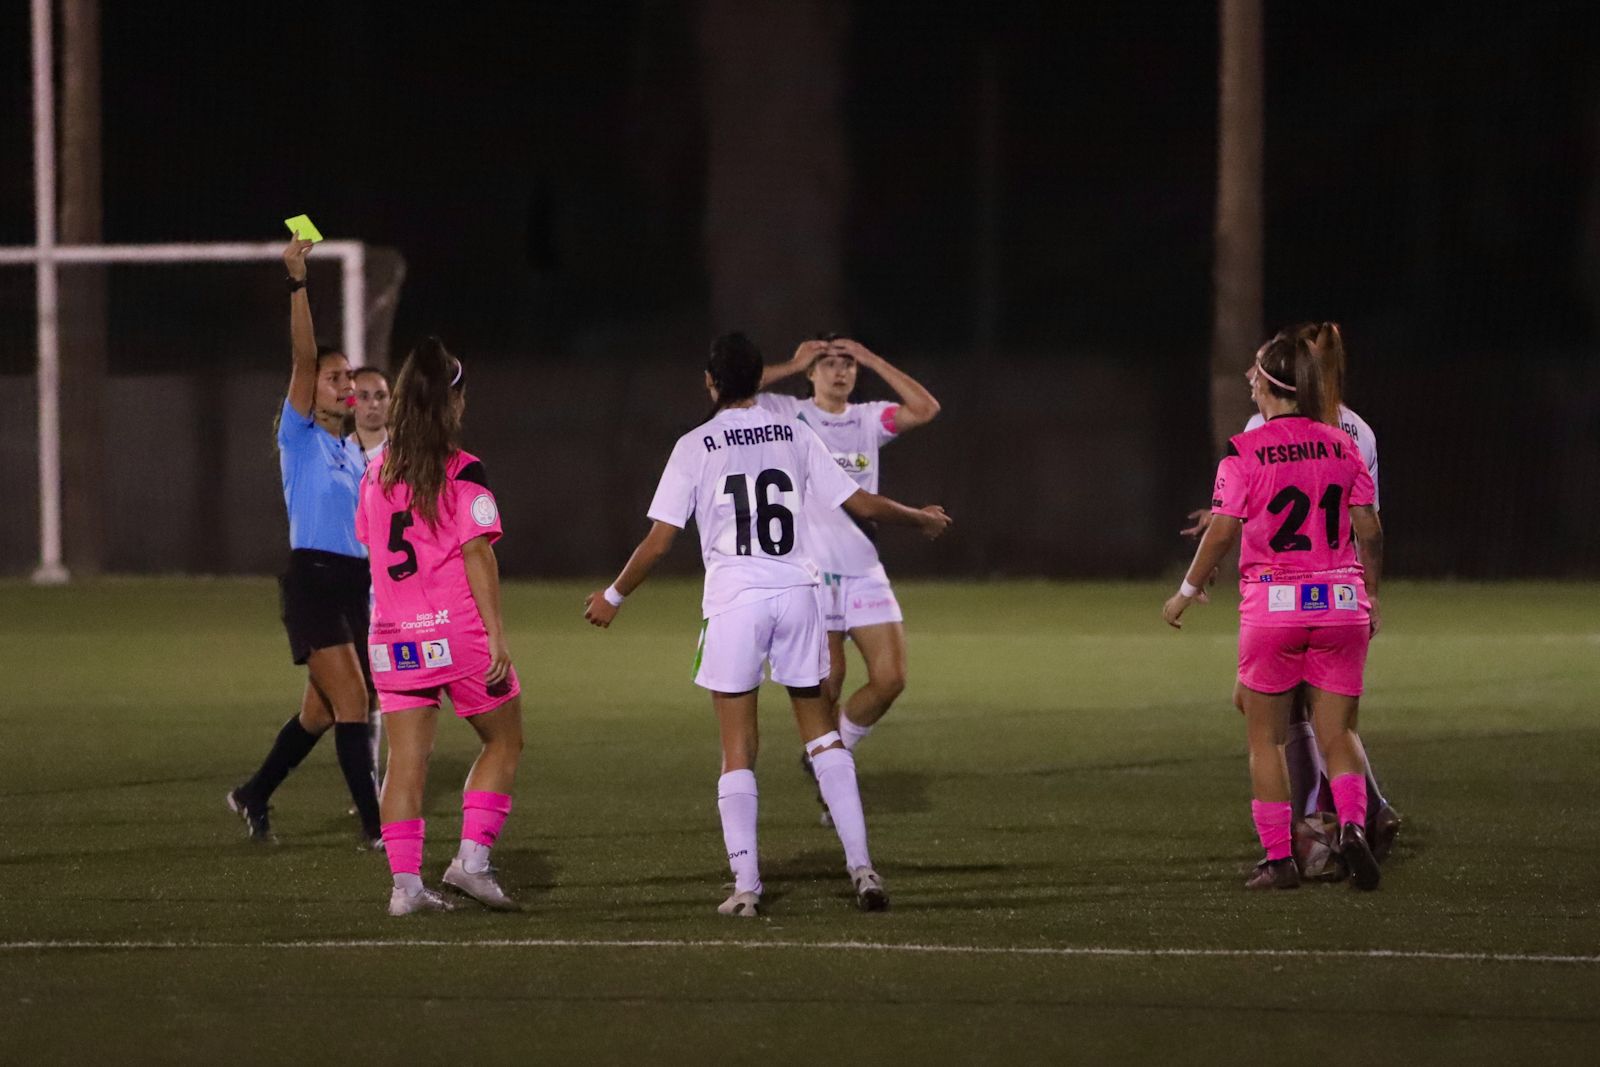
[6,0,367,584]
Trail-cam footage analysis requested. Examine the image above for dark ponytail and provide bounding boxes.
[381,336,463,527]
[706,332,764,413]
[1257,329,1327,424]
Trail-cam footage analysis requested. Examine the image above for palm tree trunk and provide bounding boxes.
[698,0,848,351]
[59,0,106,573]
[1210,0,1263,454]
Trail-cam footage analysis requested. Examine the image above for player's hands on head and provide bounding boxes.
[793,340,831,368]
[918,505,952,540]
[1180,508,1213,539]
[832,338,877,367]
[583,591,619,628]
[484,634,513,686]
[283,238,314,281]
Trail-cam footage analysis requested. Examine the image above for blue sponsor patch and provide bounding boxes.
[1299,583,1331,612]
[393,641,422,670]
[1259,573,1274,582]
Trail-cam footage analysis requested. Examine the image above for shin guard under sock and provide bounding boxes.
[1251,799,1293,861]
[811,746,872,871]
[717,770,761,895]
[1331,773,1369,829]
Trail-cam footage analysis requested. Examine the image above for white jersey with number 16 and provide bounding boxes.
[648,405,861,619]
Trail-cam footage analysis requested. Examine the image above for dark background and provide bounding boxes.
[2,1,1597,577]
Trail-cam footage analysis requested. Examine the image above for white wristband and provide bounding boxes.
[1178,580,1201,598]
[603,585,626,608]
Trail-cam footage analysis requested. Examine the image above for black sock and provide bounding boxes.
[241,716,321,802]
[334,722,382,836]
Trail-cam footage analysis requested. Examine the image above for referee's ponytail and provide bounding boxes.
[381,336,464,528]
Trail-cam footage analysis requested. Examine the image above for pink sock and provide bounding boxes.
[381,818,425,877]
[462,791,513,847]
[1331,773,1368,828]
[1251,800,1293,861]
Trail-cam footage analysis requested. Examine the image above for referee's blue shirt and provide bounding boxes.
[277,398,367,558]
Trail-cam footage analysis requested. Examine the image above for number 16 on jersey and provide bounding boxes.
[720,468,797,557]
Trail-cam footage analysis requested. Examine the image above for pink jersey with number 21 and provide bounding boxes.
[1211,415,1376,627]
[355,450,503,688]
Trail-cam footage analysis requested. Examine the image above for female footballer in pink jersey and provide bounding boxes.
[1164,329,1386,891]
[356,338,525,916]
[1182,322,1400,874]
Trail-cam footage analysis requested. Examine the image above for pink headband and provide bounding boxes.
[1254,359,1296,393]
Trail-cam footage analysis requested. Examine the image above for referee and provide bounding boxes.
[228,236,382,847]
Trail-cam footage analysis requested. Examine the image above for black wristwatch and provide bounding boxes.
[286,276,307,293]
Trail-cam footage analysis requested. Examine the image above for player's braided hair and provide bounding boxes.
[1257,328,1328,424]
[707,332,764,411]
[382,336,463,528]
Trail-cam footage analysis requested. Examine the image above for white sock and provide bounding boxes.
[393,872,424,895]
[717,770,762,895]
[839,714,874,752]
[811,746,871,870]
[456,839,492,874]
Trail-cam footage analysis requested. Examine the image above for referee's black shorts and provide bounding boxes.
[279,548,372,683]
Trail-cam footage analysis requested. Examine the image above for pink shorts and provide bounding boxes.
[378,665,521,718]
[1238,623,1369,697]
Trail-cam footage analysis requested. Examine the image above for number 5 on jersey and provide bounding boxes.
[721,468,796,556]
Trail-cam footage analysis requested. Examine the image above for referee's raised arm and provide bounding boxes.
[284,237,318,415]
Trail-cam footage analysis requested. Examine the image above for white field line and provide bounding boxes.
[1,938,1595,966]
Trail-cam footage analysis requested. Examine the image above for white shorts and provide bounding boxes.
[693,586,830,693]
[819,565,904,634]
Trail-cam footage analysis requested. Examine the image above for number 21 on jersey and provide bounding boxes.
[719,468,796,556]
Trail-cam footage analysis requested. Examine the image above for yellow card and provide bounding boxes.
[283,214,324,242]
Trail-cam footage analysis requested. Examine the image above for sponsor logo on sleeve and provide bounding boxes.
[1299,583,1331,612]
[393,641,421,671]
[832,451,871,474]
[369,644,392,673]
[1334,583,1358,610]
[470,494,498,527]
[422,638,453,669]
[1268,586,1296,612]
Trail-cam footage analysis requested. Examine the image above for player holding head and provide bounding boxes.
[228,237,382,847]
[356,337,525,916]
[756,336,940,810]
[1164,328,1386,891]
[347,366,392,462]
[583,332,951,916]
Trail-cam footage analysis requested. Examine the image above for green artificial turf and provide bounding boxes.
[2,578,1597,1063]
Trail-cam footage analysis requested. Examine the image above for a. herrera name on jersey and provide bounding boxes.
[1253,440,1347,466]
[703,424,796,452]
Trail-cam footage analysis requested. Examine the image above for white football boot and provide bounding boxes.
[850,866,889,912]
[442,858,519,911]
[717,889,762,917]
[388,885,456,917]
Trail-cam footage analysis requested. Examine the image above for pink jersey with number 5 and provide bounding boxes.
[1211,415,1375,627]
[355,450,503,688]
